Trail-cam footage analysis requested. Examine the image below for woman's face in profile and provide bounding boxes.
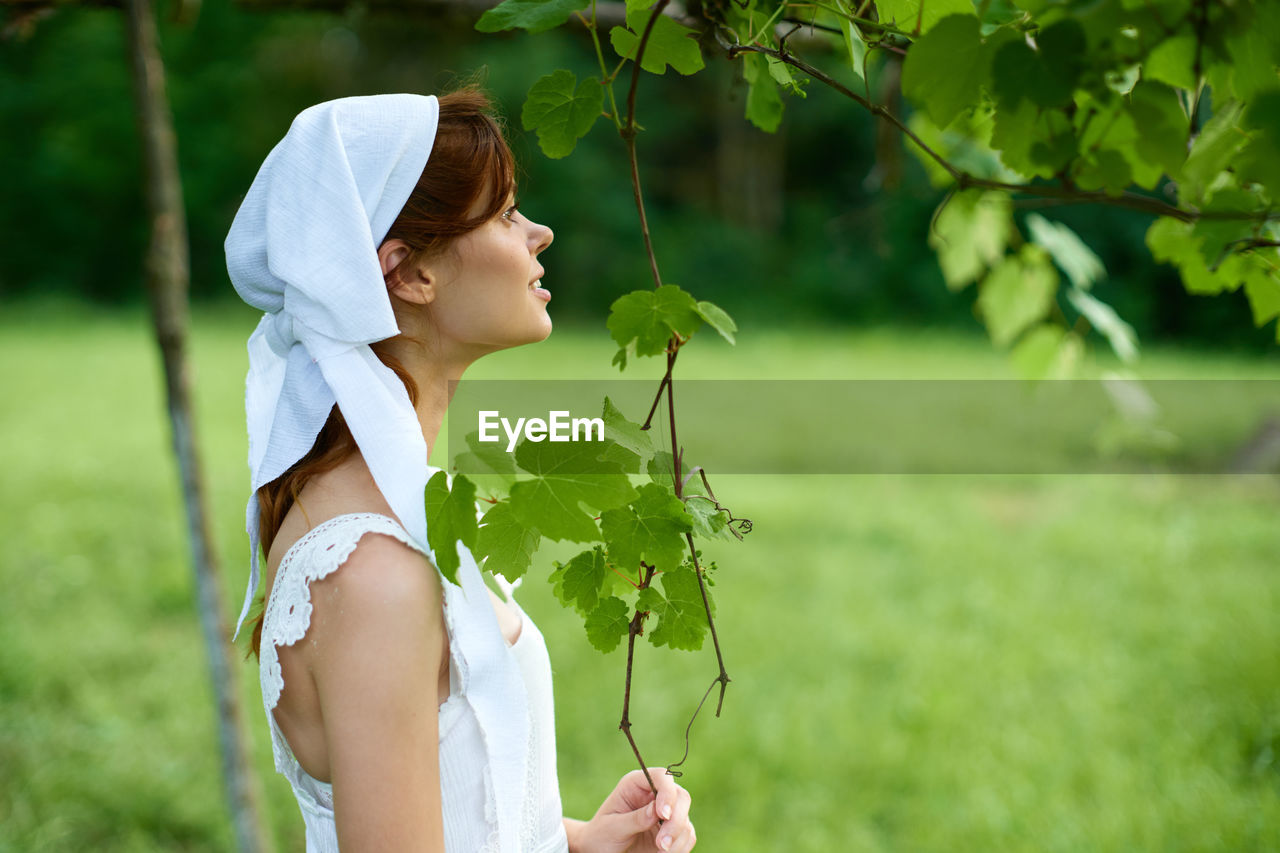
[426,187,556,356]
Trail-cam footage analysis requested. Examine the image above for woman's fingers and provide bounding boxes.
[665,823,697,853]
[616,800,658,837]
[653,777,693,852]
[649,769,684,820]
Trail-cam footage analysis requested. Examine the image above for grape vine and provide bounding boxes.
[446,0,1280,805]
[478,0,1279,380]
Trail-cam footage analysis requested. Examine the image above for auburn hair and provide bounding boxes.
[245,87,517,659]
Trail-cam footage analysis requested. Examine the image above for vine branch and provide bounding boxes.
[623,0,673,291]
[717,36,1277,225]
[619,563,659,797]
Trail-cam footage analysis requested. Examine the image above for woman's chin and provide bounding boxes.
[495,319,553,352]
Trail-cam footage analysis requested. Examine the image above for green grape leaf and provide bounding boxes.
[610,9,705,75]
[599,439,643,474]
[1226,4,1280,100]
[1243,265,1280,329]
[601,482,694,574]
[474,501,540,582]
[1010,323,1066,380]
[1025,213,1105,291]
[1146,216,1196,266]
[694,300,737,344]
[550,546,609,614]
[453,429,518,493]
[990,39,1041,109]
[839,1,869,84]
[929,189,1012,291]
[607,285,703,356]
[1033,19,1086,108]
[476,0,587,33]
[1129,80,1188,178]
[646,451,679,492]
[522,70,604,159]
[1074,149,1132,197]
[1236,91,1280,200]
[1073,92,1139,195]
[1146,216,1242,296]
[977,245,1059,348]
[990,18,1084,110]
[990,99,1072,179]
[743,51,784,132]
[509,440,636,541]
[1065,286,1139,364]
[1179,100,1246,205]
[1192,187,1265,264]
[684,494,732,540]
[1028,109,1078,175]
[585,596,631,653]
[602,396,655,464]
[906,101,1022,188]
[902,14,989,130]
[766,55,807,96]
[1144,32,1197,91]
[424,470,478,585]
[876,0,975,35]
[639,565,710,651]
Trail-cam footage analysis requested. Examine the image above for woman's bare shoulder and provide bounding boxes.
[307,530,444,642]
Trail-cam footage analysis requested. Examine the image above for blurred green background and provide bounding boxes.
[1,304,1277,851]
[2,0,1279,850]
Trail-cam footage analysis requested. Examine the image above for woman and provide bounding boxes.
[225,89,697,853]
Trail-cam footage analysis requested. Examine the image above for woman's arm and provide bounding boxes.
[564,769,696,853]
[308,533,448,852]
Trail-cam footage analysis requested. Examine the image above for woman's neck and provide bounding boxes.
[380,333,494,463]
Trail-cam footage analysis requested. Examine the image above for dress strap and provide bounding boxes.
[259,513,429,712]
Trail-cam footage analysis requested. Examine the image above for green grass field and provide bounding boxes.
[1,300,1277,851]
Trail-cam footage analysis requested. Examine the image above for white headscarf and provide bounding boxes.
[225,93,440,639]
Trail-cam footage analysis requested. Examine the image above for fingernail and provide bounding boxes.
[661,803,672,820]
[659,835,672,851]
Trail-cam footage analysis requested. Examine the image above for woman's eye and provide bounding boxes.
[502,203,520,221]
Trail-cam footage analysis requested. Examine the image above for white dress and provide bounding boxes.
[258,512,569,853]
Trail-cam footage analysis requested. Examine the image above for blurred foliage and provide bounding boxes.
[0,0,1275,350]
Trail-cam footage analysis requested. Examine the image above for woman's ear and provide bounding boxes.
[379,239,435,305]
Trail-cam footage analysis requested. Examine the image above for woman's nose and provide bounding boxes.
[530,219,553,255]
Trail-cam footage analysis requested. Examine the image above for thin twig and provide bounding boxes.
[623,0,673,291]
[664,351,733,723]
[619,564,659,797]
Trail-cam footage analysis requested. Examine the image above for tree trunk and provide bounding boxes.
[122,1,272,850]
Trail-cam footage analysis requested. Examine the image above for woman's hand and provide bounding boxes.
[564,768,696,853]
